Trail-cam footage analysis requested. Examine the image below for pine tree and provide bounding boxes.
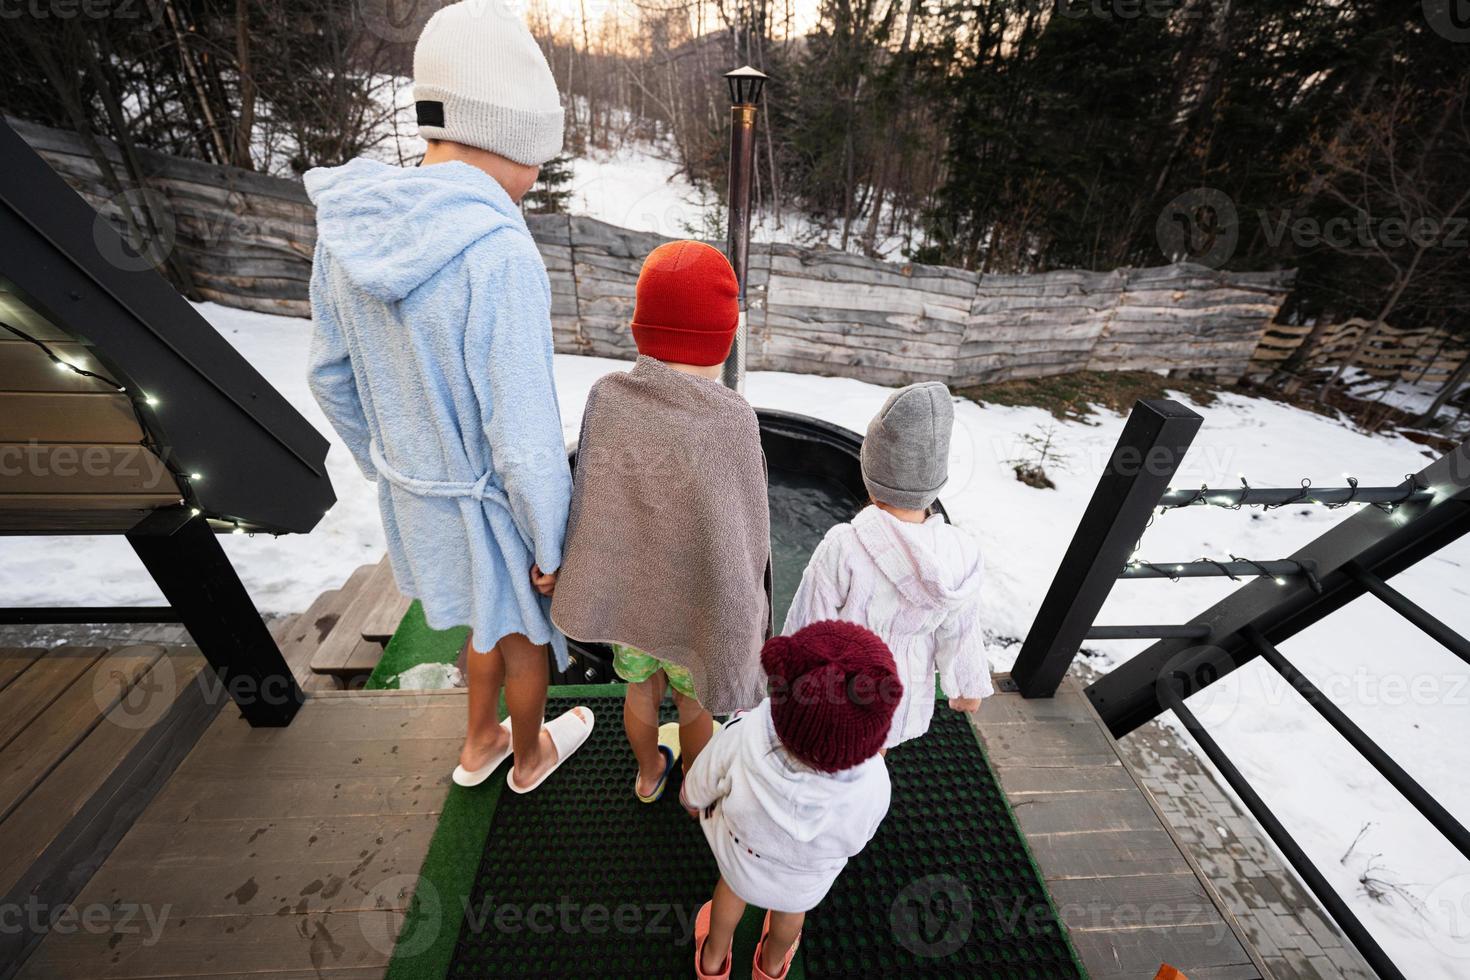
[524,153,575,214]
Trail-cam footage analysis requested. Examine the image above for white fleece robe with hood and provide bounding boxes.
[784,505,993,747]
[681,699,890,913]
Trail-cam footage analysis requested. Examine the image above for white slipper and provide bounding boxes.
[506,707,595,794]
[451,718,513,787]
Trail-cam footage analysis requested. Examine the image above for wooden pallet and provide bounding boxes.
[306,557,409,684]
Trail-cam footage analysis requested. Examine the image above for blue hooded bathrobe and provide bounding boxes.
[304,158,571,666]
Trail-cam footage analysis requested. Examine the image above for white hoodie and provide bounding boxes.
[784,505,993,747]
[681,699,890,913]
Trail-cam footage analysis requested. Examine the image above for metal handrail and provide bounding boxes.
[1160,681,1407,980]
[1243,626,1470,861]
[1347,565,1470,667]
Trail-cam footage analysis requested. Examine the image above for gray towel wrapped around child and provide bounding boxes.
[551,356,772,714]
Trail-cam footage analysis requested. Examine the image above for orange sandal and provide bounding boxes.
[752,911,800,980]
[693,901,732,979]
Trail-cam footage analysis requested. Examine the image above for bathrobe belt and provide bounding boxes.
[369,440,532,551]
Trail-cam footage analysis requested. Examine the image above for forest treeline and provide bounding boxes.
[3,0,1467,405]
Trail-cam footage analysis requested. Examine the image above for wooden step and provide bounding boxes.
[308,560,392,682]
[359,560,411,643]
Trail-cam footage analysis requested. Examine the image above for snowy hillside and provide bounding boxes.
[3,301,1468,975]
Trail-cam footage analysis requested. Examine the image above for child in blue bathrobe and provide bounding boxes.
[304,2,592,794]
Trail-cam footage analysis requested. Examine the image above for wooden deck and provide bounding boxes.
[978,676,1268,979]
[15,690,463,980]
[6,561,1276,979]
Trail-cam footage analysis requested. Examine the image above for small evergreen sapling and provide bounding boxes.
[1007,423,1068,490]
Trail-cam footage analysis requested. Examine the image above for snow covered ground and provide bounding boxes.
[4,301,1469,974]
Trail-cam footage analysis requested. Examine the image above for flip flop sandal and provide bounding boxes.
[658,721,682,762]
[506,706,595,794]
[752,911,800,980]
[450,717,513,788]
[636,744,676,803]
[693,901,732,980]
[661,719,724,768]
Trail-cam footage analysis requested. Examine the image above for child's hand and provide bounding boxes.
[948,697,982,714]
[530,564,558,597]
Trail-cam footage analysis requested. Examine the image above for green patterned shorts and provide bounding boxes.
[612,644,697,700]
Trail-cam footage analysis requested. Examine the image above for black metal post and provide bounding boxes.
[1011,400,1203,697]
[1160,684,1407,980]
[720,66,766,393]
[128,512,303,727]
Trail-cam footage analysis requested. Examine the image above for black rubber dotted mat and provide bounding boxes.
[802,705,1083,979]
[448,692,1082,979]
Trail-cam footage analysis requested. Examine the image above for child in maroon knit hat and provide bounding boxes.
[682,621,900,980]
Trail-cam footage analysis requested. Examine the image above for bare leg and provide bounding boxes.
[700,877,745,975]
[459,632,508,771]
[625,672,668,797]
[672,688,714,774]
[758,910,805,978]
[499,632,587,788]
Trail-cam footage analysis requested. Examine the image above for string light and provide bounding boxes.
[1160,474,1426,512]
[1122,557,1323,594]
[0,318,212,523]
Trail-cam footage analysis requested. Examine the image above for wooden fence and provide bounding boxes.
[15,117,1294,387]
[1249,318,1468,389]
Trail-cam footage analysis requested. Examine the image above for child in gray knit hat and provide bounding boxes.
[784,382,993,748]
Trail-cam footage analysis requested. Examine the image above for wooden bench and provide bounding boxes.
[1,117,335,728]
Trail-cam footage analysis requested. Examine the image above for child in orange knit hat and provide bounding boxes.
[552,241,772,803]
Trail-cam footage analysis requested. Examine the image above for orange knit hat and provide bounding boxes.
[630,241,739,367]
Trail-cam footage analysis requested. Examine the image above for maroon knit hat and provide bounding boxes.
[762,621,902,773]
[630,240,739,367]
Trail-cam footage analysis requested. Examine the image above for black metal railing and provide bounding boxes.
[1011,398,1470,980]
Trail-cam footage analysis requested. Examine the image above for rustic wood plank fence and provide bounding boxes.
[14,117,1295,387]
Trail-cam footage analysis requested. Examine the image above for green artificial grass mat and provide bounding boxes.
[385,685,626,980]
[365,600,467,690]
[386,682,1083,978]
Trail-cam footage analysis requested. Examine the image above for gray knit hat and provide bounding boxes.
[861,382,954,510]
[413,1,564,166]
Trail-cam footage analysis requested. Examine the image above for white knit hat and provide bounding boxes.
[412,1,564,166]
